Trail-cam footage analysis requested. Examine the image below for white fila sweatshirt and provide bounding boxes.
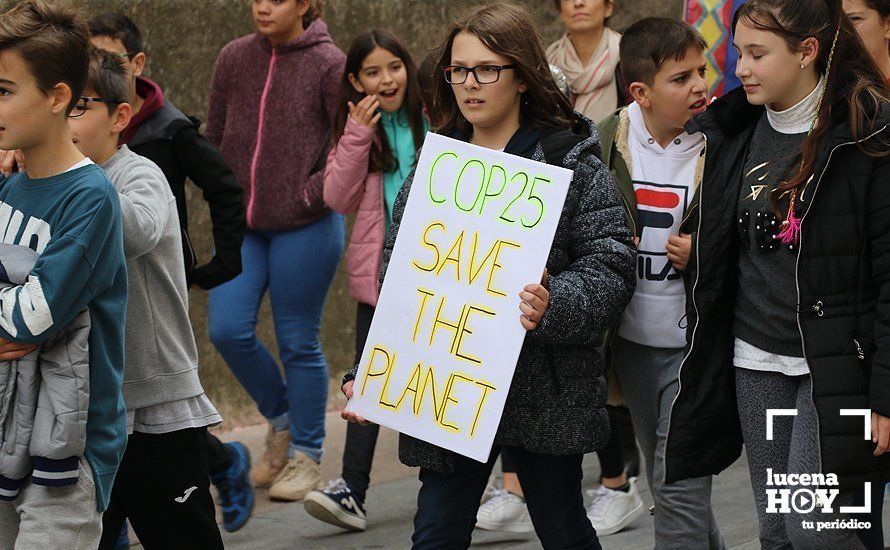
[617,102,704,349]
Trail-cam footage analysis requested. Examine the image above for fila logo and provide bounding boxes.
[634,183,689,282]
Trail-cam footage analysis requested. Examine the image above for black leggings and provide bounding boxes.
[596,408,625,479]
[341,303,380,502]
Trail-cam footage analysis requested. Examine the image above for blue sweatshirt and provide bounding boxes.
[0,163,128,511]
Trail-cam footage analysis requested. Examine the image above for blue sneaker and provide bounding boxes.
[114,522,130,549]
[304,478,367,531]
[211,441,254,533]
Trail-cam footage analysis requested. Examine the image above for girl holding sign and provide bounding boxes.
[665,1,890,548]
[342,3,636,548]
[307,28,428,532]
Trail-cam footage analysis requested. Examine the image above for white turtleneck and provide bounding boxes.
[765,75,825,135]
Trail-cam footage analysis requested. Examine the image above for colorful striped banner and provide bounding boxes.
[684,0,747,96]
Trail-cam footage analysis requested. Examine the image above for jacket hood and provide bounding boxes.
[120,77,166,146]
[445,113,599,168]
[129,100,197,148]
[540,113,601,168]
[257,19,335,54]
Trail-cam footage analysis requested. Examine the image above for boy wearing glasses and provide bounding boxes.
[67,49,225,550]
[87,13,254,536]
[0,3,128,549]
[88,13,245,292]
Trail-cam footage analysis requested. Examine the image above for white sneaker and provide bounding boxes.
[586,479,644,536]
[476,489,534,533]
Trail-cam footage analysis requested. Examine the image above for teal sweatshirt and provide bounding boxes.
[381,109,427,227]
[0,163,128,511]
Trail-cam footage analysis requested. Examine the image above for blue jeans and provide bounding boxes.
[412,446,601,549]
[209,212,344,461]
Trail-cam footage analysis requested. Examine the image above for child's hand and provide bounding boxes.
[0,337,36,361]
[667,233,692,271]
[519,269,550,331]
[872,411,890,457]
[0,149,24,177]
[340,380,371,425]
[348,95,381,129]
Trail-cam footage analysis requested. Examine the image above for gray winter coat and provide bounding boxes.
[346,117,636,473]
[0,244,91,500]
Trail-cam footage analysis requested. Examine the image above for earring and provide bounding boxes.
[800,62,806,69]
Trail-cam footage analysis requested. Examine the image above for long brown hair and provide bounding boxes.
[334,29,426,173]
[432,3,576,136]
[733,0,890,215]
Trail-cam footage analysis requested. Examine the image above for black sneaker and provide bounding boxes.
[304,478,367,531]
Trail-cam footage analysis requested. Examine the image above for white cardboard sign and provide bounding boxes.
[347,132,571,462]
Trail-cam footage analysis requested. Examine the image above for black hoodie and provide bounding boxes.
[129,85,245,290]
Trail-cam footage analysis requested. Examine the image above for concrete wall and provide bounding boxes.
[11,0,683,425]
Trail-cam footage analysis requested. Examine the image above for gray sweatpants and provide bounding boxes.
[0,459,102,550]
[734,367,865,550]
[612,336,725,550]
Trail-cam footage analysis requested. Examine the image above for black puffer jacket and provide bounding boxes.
[378,117,636,473]
[665,87,890,491]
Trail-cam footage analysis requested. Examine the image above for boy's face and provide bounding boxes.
[90,36,145,91]
[67,88,131,164]
[559,0,614,34]
[0,50,70,152]
[632,46,709,132]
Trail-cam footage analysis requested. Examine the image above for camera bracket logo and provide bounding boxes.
[764,408,872,515]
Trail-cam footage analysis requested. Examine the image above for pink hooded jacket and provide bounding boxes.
[323,116,385,306]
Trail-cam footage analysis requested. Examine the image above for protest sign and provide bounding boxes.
[347,132,571,462]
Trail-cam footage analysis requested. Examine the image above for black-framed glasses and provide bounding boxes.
[443,64,516,85]
[68,96,125,118]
